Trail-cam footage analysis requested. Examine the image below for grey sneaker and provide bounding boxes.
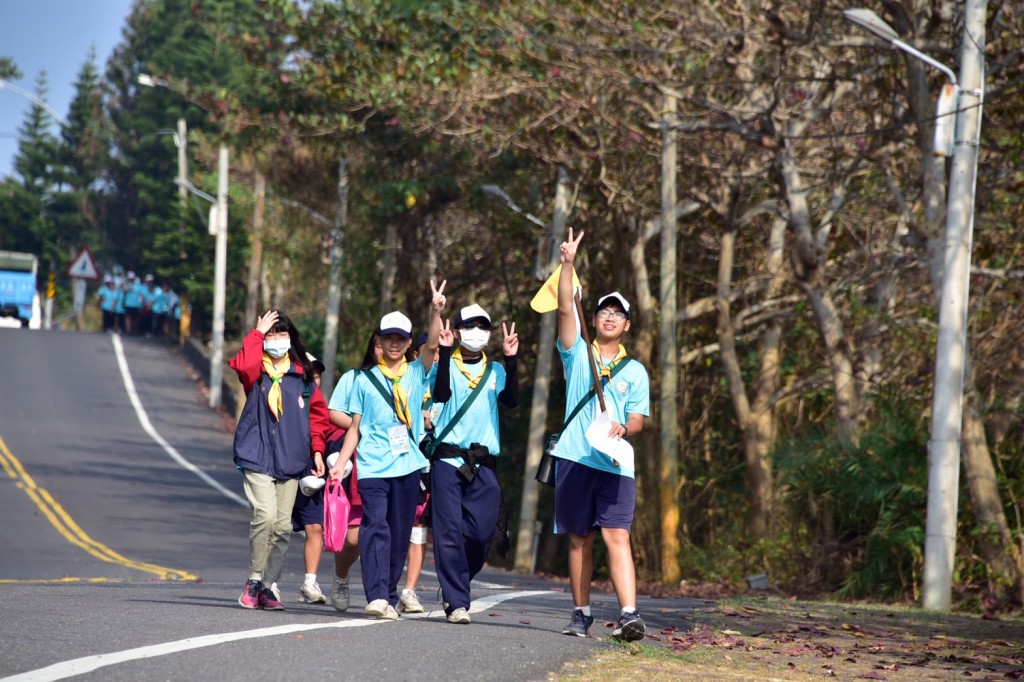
[447,607,471,624]
[331,577,350,612]
[611,610,646,642]
[561,609,594,637]
[299,581,327,604]
[399,589,424,613]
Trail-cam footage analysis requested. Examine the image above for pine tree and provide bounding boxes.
[49,49,110,263]
[0,72,59,260]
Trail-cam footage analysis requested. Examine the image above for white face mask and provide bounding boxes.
[263,338,291,359]
[459,328,490,353]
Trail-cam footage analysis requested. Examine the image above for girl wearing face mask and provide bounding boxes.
[328,279,447,621]
[427,303,519,624]
[229,309,331,612]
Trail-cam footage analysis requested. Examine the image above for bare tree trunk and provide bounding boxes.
[627,213,659,572]
[514,166,570,572]
[321,158,347,397]
[245,172,265,326]
[719,227,781,537]
[379,222,398,315]
[778,144,860,445]
[963,369,1024,605]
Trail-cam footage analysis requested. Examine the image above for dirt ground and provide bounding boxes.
[555,596,1024,681]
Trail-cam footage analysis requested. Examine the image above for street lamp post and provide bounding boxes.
[138,73,229,409]
[845,4,987,610]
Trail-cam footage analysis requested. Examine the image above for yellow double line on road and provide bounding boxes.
[0,433,196,583]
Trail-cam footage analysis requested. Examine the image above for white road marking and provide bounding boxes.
[111,334,248,508]
[1,590,557,681]
[419,569,511,590]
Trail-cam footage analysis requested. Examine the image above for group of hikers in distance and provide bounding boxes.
[227,228,650,642]
[96,270,181,337]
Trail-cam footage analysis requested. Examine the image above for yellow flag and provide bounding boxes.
[530,264,581,313]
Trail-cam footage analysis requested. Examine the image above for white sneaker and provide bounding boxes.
[447,607,471,624]
[331,577,350,612]
[365,599,400,620]
[365,599,389,617]
[399,589,424,613]
[299,581,327,604]
[269,582,282,603]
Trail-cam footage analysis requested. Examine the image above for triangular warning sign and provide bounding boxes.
[67,248,100,280]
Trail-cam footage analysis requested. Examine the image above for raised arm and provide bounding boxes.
[431,319,455,404]
[557,228,584,350]
[228,310,278,393]
[499,321,520,408]
[421,278,446,374]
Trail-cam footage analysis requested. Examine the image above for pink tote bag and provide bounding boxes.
[323,478,351,553]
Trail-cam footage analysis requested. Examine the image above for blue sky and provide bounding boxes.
[0,0,135,177]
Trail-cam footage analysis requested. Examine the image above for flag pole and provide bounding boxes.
[574,289,607,414]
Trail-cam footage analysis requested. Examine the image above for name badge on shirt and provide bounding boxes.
[389,424,410,455]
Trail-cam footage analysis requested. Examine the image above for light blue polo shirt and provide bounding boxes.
[123,283,145,308]
[345,362,431,479]
[552,335,649,477]
[433,357,507,468]
[328,368,359,413]
[97,286,121,313]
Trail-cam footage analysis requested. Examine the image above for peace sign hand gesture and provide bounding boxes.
[439,319,455,348]
[430,279,447,313]
[560,227,584,265]
[502,321,519,357]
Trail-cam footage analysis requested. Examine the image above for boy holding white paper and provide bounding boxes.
[554,228,651,642]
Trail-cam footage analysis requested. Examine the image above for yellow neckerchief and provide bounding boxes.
[592,341,627,378]
[452,347,488,389]
[262,353,292,420]
[377,357,413,427]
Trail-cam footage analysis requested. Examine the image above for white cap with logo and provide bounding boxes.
[595,291,631,317]
[378,311,413,338]
[454,303,491,327]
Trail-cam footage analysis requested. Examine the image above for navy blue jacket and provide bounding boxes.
[230,329,330,480]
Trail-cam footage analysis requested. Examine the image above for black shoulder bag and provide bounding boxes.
[420,361,493,458]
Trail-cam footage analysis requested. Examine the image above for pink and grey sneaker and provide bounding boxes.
[238,579,261,609]
[259,584,285,611]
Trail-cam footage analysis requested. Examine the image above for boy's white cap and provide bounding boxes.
[299,475,325,496]
[595,291,631,317]
[454,303,491,327]
[378,311,413,339]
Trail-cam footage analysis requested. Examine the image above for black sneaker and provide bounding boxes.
[561,609,594,637]
[611,610,646,642]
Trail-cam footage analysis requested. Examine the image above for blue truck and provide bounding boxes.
[0,251,41,328]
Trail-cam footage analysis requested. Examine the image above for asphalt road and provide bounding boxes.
[0,328,700,681]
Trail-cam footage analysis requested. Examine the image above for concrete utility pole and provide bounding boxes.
[923,0,987,611]
[659,93,681,585]
[514,167,570,573]
[177,118,188,207]
[246,173,265,326]
[209,144,229,409]
[322,158,348,398]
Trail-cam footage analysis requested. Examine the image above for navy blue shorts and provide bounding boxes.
[553,459,636,535]
[292,487,324,531]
